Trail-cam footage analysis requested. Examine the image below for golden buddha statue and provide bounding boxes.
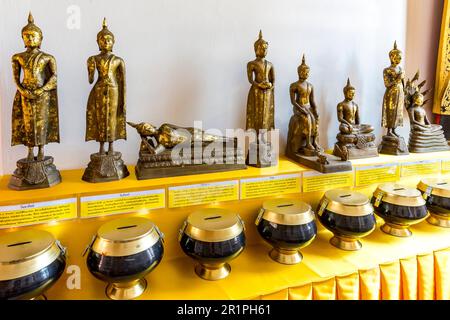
[379,41,409,155]
[82,18,129,183]
[9,13,61,190]
[332,79,378,160]
[128,122,246,180]
[245,30,277,167]
[286,56,351,173]
[405,72,449,153]
[286,55,319,157]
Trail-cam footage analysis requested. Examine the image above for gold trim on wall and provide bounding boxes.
[435,0,450,114]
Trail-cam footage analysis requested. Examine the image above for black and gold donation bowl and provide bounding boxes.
[418,178,450,228]
[255,198,316,264]
[84,217,164,300]
[179,208,245,281]
[317,189,376,251]
[372,183,428,237]
[0,229,67,300]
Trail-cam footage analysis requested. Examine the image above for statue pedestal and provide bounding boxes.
[286,151,352,174]
[135,143,246,180]
[378,135,409,156]
[8,156,61,191]
[82,152,129,183]
[246,142,278,168]
[408,126,450,153]
[333,133,378,160]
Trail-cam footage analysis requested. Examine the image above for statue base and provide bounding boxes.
[378,135,409,156]
[8,156,61,191]
[135,144,246,180]
[82,152,130,183]
[286,151,352,174]
[333,132,378,160]
[408,129,450,153]
[246,142,278,168]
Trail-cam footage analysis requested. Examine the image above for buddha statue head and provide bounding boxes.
[97,18,115,52]
[254,30,268,58]
[389,41,402,65]
[413,92,424,107]
[343,78,356,101]
[298,54,310,81]
[22,12,43,49]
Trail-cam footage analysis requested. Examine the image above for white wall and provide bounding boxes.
[0,0,408,175]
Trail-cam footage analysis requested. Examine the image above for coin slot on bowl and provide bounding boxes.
[7,241,32,247]
[340,194,352,198]
[204,216,222,220]
[393,188,405,191]
[277,204,294,208]
[437,182,448,186]
[117,225,137,230]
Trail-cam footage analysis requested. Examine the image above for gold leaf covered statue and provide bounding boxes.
[405,71,449,153]
[82,18,129,183]
[128,122,246,179]
[286,55,351,173]
[378,41,409,155]
[332,78,378,160]
[245,30,277,167]
[9,13,61,190]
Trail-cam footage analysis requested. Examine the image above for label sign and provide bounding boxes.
[240,174,301,200]
[302,170,353,193]
[400,160,441,177]
[0,198,77,228]
[80,189,165,218]
[442,160,450,174]
[355,163,400,187]
[168,180,239,208]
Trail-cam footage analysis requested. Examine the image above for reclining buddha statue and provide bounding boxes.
[127,122,246,179]
[405,72,449,153]
[332,79,378,160]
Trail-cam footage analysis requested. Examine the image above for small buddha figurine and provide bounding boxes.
[332,79,378,160]
[245,30,276,167]
[82,18,129,183]
[286,55,320,157]
[405,72,449,153]
[286,55,352,173]
[9,13,61,190]
[379,41,409,155]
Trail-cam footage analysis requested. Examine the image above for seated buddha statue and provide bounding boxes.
[407,91,449,153]
[333,79,378,160]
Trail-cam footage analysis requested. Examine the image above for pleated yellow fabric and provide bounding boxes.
[312,278,336,300]
[260,289,288,300]
[400,257,417,300]
[434,248,450,300]
[417,254,435,300]
[336,273,359,300]
[380,262,401,300]
[359,268,380,300]
[288,284,312,300]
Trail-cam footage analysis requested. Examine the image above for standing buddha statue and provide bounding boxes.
[9,12,61,190]
[245,30,277,167]
[379,41,409,155]
[82,18,129,182]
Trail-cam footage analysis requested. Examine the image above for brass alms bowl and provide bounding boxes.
[418,178,450,228]
[372,183,428,237]
[256,198,316,264]
[85,217,164,300]
[318,189,376,251]
[179,208,245,281]
[0,229,66,300]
